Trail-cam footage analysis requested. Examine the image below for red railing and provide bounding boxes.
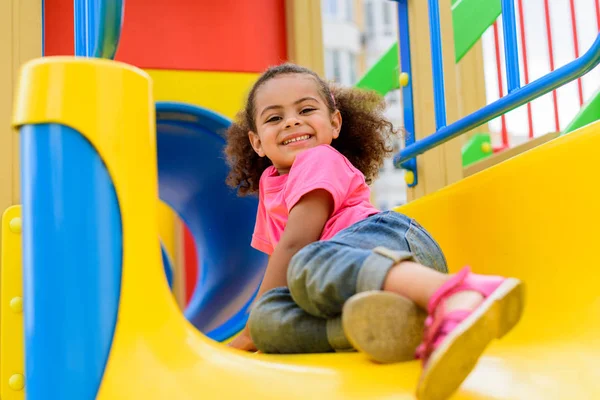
[487,0,599,147]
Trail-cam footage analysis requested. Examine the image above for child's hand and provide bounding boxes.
[227,327,258,352]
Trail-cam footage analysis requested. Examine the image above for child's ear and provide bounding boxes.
[248,131,266,157]
[331,109,342,139]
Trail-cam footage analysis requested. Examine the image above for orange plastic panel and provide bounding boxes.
[44,0,287,72]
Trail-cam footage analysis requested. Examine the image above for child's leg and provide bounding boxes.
[248,287,353,354]
[286,211,447,317]
[247,246,419,355]
[282,211,447,359]
[374,260,524,400]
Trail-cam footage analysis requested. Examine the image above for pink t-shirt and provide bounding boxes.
[251,144,380,255]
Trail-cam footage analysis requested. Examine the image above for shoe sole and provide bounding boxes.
[416,278,525,400]
[342,291,427,363]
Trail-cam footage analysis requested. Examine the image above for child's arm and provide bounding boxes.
[228,189,334,351]
[256,188,333,298]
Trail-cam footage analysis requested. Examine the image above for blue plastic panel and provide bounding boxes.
[155,102,267,340]
[20,124,122,399]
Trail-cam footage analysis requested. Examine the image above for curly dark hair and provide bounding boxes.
[224,63,398,195]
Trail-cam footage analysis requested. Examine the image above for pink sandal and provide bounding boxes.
[415,267,525,400]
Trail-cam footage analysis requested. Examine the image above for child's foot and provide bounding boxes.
[342,291,426,363]
[415,267,525,400]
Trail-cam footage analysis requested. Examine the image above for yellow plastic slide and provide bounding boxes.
[11,58,600,399]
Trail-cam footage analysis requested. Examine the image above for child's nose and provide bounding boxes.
[284,117,301,129]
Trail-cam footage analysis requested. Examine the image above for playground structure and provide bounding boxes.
[359,0,600,173]
[1,0,600,399]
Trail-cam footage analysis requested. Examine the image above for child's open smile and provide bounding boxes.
[248,74,342,175]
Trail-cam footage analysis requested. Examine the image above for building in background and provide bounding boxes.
[322,0,407,209]
[321,0,362,85]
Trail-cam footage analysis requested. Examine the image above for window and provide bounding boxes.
[332,50,342,83]
[345,0,354,21]
[383,2,392,25]
[383,2,395,35]
[349,53,357,84]
[324,49,343,83]
[324,50,334,81]
[385,91,400,106]
[365,2,375,37]
[324,0,337,17]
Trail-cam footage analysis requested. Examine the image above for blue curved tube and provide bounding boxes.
[155,102,267,339]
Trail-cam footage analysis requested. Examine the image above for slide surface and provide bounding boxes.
[101,118,600,398]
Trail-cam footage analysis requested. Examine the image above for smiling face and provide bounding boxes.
[248,73,342,175]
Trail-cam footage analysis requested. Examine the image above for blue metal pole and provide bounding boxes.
[73,0,95,57]
[74,0,96,56]
[74,0,124,58]
[427,0,447,130]
[396,0,417,186]
[502,0,521,92]
[395,33,600,164]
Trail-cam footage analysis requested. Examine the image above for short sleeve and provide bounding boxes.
[251,185,274,254]
[284,145,355,213]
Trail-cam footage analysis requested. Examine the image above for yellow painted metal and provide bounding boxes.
[1,205,25,400]
[12,56,600,399]
[146,69,258,119]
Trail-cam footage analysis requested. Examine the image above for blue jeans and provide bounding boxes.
[248,211,448,354]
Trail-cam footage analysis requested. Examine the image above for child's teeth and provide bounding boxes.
[285,135,309,144]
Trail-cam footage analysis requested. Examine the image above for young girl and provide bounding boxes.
[225,63,524,400]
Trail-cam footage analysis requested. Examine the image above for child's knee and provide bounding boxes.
[248,289,286,352]
[287,242,325,311]
[287,242,323,289]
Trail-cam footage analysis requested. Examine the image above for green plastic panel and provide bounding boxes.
[452,0,501,63]
[355,42,400,96]
[563,89,600,135]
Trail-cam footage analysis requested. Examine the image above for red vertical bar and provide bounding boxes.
[569,0,584,106]
[543,0,561,131]
[493,22,509,146]
[183,224,198,306]
[517,0,534,138]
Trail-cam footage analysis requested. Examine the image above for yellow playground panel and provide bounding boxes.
[1,206,25,400]
[6,57,599,399]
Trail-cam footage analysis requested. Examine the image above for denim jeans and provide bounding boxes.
[248,211,448,354]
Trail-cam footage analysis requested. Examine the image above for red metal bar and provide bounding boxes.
[543,0,560,131]
[517,0,534,138]
[183,223,198,306]
[493,22,509,146]
[596,0,600,31]
[569,0,584,106]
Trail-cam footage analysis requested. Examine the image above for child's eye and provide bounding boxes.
[301,108,316,114]
[266,116,281,123]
